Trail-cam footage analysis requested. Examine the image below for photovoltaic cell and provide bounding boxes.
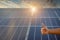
[0,8,60,40]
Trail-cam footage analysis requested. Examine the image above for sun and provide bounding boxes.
[31,7,36,16]
[31,7,36,13]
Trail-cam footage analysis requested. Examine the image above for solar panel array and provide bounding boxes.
[0,8,60,40]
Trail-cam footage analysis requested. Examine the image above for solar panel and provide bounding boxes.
[0,8,60,40]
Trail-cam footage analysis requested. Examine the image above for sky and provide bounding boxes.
[0,0,60,8]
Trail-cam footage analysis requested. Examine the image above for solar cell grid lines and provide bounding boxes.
[0,8,60,40]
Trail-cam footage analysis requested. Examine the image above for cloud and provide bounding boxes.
[0,1,60,8]
[0,1,21,8]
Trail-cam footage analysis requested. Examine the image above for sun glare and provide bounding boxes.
[31,7,36,16]
[32,7,36,12]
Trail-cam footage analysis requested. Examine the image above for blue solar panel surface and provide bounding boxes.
[0,8,60,40]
